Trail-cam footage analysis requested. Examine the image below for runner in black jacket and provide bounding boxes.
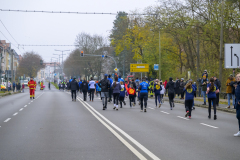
[81,79,88,101]
[69,78,79,101]
[166,77,176,110]
[99,74,110,110]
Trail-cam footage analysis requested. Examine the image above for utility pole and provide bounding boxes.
[196,24,200,79]
[123,50,125,79]
[54,49,69,79]
[159,30,161,80]
[11,49,13,83]
[219,0,224,83]
[0,46,3,91]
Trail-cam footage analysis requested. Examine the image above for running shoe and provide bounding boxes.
[113,107,116,110]
[140,110,143,112]
[116,108,118,111]
[144,109,147,112]
[185,111,189,117]
[159,104,161,108]
[214,115,217,120]
[123,101,126,105]
[189,116,191,119]
[234,131,240,137]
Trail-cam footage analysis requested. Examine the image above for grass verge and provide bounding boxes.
[51,82,59,89]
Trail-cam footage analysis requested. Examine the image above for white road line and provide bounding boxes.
[148,107,154,110]
[81,98,161,160]
[24,105,27,107]
[177,116,189,121]
[200,123,218,129]
[19,108,24,111]
[161,111,170,114]
[13,113,18,116]
[4,118,11,122]
[28,103,30,104]
[78,99,148,160]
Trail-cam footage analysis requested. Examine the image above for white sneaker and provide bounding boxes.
[234,131,240,137]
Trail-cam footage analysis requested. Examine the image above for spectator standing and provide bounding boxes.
[12,81,16,92]
[179,78,185,99]
[22,83,25,92]
[197,78,202,97]
[164,80,167,96]
[175,78,180,98]
[8,81,11,92]
[226,74,235,108]
[201,75,208,105]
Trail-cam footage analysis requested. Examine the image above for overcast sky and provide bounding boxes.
[0,0,157,63]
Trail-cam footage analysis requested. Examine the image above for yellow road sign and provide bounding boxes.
[130,68,149,72]
[130,64,149,69]
[130,64,149,72]
[114,68,118,72]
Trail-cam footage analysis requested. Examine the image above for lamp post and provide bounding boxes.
[0,46,3,91]
[54,49,69,78]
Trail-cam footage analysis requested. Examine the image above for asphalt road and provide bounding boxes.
[0,86,239,160]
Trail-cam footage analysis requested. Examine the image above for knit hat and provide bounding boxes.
[230,74,233,77]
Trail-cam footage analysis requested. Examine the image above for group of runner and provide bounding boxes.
[66,73,240,137]
[67,73,221,120]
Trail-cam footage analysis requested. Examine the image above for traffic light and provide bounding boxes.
[80,51,84,57]
[40,60,43,65]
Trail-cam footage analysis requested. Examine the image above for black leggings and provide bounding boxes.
[185,99,193,116]
[90,89,95,101]
[113,93,120,105]
[129,95,134,107]
[208,98,216,116]
[168,93,174,107]
[237,109,240,131]
[71,90,76,100]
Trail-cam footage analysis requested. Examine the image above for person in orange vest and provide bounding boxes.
[40,81,44,90]
[128,84,136,107]
[28,77,36,99]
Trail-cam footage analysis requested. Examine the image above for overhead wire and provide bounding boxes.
[0,19,25,53]
[0,9,157,16]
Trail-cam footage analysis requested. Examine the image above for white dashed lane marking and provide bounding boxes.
[177,116,189,121]
[19,108,24,111]
[13,113,18,116]
[24,105,27,107]
[161,111,170,114]
[200,123,218,129]
[4,118,11,122]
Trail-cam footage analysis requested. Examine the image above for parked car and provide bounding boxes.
[23,80,28,86]
[1,85,6,91]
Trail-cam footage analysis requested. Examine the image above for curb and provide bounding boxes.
[163,98,236,114]
[0,92,20,98]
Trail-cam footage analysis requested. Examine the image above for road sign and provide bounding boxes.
[114,68,118,72]
[154,64,159,70]
[225,43,240,68]
[130,64,149,72]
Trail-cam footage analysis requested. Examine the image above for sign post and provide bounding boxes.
[225,44,240,68]
[154,64,159,70]
[130,64,149,72]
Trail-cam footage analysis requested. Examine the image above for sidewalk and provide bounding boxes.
[162,96,236,114]
[0,91,21,98]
